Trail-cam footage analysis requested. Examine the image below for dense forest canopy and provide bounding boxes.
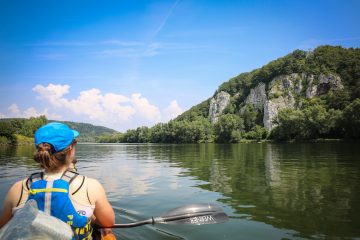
[96,45,360,143]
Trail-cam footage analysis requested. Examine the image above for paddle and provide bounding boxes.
[96,203,228,229]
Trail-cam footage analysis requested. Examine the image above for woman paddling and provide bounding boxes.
[0,122,115,239]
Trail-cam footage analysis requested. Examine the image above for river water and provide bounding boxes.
[0,142,359,239]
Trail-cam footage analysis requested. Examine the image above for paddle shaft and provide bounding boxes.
[101,211,219,229]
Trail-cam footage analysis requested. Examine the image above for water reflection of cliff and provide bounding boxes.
[153,142,360,239]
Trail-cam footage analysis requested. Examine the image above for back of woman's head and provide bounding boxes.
[33,122,80,171]
[34,143,68,171]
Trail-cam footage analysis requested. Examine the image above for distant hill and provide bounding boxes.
[57,120,116,142]
[0,117,117,143]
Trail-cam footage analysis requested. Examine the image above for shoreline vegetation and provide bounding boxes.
[1,46,360,145]
[0,117,115,146]
[0,135,349,147]
[0,114,354,146]
[0,114,351,146]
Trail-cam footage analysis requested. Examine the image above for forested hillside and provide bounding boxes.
[97,45,360,143]
[0,116,116,144]
[60,121,116,142]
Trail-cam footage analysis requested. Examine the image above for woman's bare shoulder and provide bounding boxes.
[4,180,24,207]
[85,177,102,188]
[84,177,106,204]
[10,180,24,192]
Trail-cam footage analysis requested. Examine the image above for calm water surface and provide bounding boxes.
[1,142,360,239]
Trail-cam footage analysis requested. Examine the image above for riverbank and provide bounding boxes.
[15,134,34,145]
[0,134,33,146]
[237,138,345,144]
[0,135,352,146]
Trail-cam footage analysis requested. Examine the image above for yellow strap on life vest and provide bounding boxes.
[28,188,68,195]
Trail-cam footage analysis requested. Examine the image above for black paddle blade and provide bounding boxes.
[158,203,228,225]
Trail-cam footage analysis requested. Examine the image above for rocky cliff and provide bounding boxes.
[208,73,344,131]
[208,91,231,122]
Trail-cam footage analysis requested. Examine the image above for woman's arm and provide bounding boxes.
[0,181,22,228]
[88,179,115,227]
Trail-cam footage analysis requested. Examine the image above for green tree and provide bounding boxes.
[0,121,17,144]
[150,123,167,143]
[241,104,259,131]
[20,116,48,137]
[95,132,124,143]
[270,108,305,140]
[243,125,268,141]
[302,103,330,138]
[214,114,244,143]
[342,98,360,138]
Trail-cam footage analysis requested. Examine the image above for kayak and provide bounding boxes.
[92,228,117,240]
[0,200,73,239]
[0,200,117,240]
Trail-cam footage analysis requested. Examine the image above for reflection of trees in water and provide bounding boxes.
[150,142,360,239]
[0,145,37,168]
[269,143,360,238]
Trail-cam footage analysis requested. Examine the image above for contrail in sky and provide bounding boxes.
[153,0,181,38]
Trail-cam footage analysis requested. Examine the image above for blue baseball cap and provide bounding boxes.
[34,122,80,152]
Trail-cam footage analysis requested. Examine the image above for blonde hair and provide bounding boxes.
[33,143,71,171]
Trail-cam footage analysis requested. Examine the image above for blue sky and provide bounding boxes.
[1,0,360,131]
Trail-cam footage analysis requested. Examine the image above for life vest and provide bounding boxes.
[26,170,93,240]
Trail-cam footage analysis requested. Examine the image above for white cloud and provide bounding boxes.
[8,104,20,115]
[131,93,161,122]
[33,84,70,107]
[1,85,184,131]
[162,100,183,122]
[3,103,62,119]
[31,84,178,130]
[33,85,136,124]
[23,107,44,118]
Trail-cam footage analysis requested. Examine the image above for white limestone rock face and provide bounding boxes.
[263,73,343,131]
[264,95,295,131]
[208,72,343,132]
[263,74,298,131]
[316,73,344,95]
[208,91,231,123]
[268,73,303,97]
[305,75,317,98]
[244,82,267,110]
[306,73,344,98]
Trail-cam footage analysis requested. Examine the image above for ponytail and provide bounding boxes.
[34,143,69,171]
